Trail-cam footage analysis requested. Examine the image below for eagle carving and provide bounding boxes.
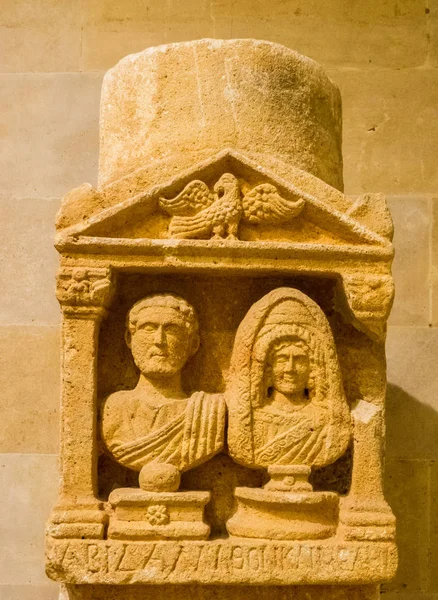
[158,173,305,240]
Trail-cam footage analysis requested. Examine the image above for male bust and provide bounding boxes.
[101,293,225,490]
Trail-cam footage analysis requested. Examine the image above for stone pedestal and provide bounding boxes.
[227,487,338,540]
[108,488,210,541]
[228,465,339,540]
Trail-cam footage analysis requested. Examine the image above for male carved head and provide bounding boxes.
[125,294,200,379]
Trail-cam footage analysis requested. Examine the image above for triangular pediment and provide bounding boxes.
[56,149,393,252]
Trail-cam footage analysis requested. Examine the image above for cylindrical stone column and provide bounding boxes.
[98,39,344,192]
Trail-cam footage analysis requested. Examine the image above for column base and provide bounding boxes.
[48,504,108,540]
[340,497,396,541]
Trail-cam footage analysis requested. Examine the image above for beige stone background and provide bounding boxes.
[0,0,437,598]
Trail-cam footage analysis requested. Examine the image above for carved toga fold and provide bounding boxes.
[102,391,225,472]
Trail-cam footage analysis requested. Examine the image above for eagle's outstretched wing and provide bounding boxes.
[242,183,305,225]
[167,206,214,239]
[159,180,214,217]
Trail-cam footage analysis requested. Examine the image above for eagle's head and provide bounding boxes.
[214,173,239,197]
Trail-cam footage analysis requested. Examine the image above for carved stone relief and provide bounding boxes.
[101,293,225,540]
[228,287,351,469]
[159,173,305,239]
[46,38,397,599]
[226,288,351,540]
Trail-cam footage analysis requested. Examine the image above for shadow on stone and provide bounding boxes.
[382,383,438,595]
[386,383,438,461]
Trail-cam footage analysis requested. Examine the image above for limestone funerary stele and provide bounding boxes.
[46,39,397,600]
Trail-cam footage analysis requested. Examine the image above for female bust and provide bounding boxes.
[227,287,351,470]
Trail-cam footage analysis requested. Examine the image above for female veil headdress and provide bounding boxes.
[227,288,351,468]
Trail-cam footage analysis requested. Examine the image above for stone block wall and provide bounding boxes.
[0,1,436,599]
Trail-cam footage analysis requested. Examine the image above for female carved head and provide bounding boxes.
[266,337,311,400]
[227,288,351,469]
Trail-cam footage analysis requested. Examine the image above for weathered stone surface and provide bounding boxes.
[98,39,343,190]
[0,454,58,585]
[60,584,382,600]
[0,326,60,453]
[383,459,429,594]
[382,593,438,600]
[0,0,435,596]
[228,288,350,468]
[47,537,397,585]
[0,197,60,325]
[430,196,438,325]
[80,0,428,71]
[46,38,397,595]
[386,327,438,459]
[0,0,81,72]
[81,1,216,72]
[0,585,59,600]
[222,1,427,70]
[329,69,438,195]
[0,74,101,198]
[387,197,431,326]
[429,461,438,592]
[102,294,225,476]
[430,0,438,68]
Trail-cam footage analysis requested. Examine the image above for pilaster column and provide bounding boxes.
[340,390,396,541]
[48,266,115,539]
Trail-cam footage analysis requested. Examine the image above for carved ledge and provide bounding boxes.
[46,538,397,585]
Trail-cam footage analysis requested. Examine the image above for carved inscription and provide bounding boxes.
[47,540,395,584]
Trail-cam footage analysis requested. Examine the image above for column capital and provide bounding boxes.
[56,266,115,317]
[336,274,394,341]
